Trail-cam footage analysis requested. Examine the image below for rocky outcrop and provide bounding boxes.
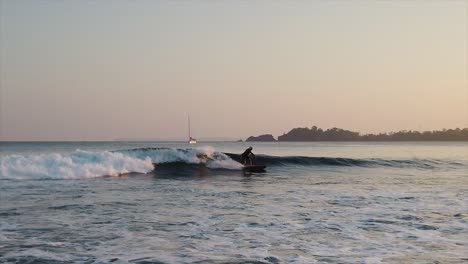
[246,134,276,142]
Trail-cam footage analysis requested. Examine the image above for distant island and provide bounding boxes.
[246,126,468,141]
[246,134,276,142]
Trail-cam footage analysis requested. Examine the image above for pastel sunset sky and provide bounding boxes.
[1,1,466,140]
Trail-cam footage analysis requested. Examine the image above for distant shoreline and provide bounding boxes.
[246,127,468,142]
[2,127,468,142]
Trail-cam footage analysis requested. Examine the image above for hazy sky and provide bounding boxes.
[1,0,467,141]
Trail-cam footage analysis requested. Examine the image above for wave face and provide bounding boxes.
[117,147,243,170]
[225,153,464,169]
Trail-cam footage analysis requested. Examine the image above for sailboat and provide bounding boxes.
[188,115,197,144]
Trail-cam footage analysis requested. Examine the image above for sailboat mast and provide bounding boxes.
[187,114,197,144]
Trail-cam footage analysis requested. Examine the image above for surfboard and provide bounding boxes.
[243,165,266,172]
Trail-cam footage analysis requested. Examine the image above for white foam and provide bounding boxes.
[207,159,243,170]
[0,150,154,180]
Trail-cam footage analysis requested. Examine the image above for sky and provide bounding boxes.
[0,0,467,141]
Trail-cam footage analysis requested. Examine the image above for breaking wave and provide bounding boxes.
[1,147,464,180]
[0,147,241,180]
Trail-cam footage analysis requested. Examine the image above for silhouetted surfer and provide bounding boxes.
[241,146,255,166]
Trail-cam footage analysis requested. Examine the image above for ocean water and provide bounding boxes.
[0,141,467,264]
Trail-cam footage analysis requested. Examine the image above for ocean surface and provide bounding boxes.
[0,141,467,264]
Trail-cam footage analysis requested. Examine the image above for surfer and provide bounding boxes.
[241,146,255,166]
